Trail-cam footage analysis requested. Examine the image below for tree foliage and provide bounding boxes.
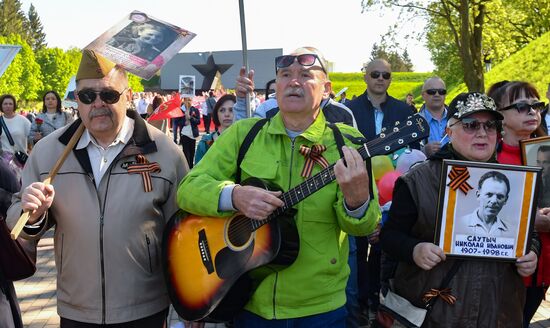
[361,0,550,93]
[0,34,42,101]
[369,42,413,72]
[362,0,488,92]
[128,74,144,92]
[0,0,28,39]
[36,47,79,98]
[27,3,46,51]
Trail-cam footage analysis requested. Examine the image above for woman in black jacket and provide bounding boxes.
[180,97,201,169]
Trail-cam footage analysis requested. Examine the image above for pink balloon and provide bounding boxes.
[377,171,402,205]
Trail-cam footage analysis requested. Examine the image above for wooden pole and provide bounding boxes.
[11,122,86,239]
[238,0,252,118]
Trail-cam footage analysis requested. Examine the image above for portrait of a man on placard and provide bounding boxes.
[526,143,550,208]
[454,171,515,238]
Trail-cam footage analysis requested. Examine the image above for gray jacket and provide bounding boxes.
[8,111,187,324]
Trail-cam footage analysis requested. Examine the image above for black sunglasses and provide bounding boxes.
[425,88,447,96]
[449,118,500,134]
[499,101,545,114]
[77,88,127,105]
[275,54,327,73]
[369,71,391,80]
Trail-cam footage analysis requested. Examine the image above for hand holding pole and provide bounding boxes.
[10,122,85,239]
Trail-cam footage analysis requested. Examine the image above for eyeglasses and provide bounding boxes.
[499,101,545,114]
[369,71,391,80]
[77,88,127,105]
[425,89,447,96]
[275,54,326,73]
[449,118,500,135]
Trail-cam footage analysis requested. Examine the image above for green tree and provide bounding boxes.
[369,42,413,72]
[128,73,144,93]
[362,0,550,92]
[0,0,28,38]
[362,0,488,92]
[27,3,46,51]
[0,34,42,101]
[37,47,75,97]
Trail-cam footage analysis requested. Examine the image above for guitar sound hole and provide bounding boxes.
[227,216,253,247]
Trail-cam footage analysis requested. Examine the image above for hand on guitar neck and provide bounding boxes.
[334,146,371,210]
[232,185,284,220]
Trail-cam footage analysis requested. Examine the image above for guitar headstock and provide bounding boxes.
[364,114,429,158]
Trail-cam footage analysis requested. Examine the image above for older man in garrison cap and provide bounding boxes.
[8,49,187,327]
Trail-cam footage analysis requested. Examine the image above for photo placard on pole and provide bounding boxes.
[85,11,196,80]
[179,75,195,98]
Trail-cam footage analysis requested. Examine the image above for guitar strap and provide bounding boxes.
[235,118,270,184]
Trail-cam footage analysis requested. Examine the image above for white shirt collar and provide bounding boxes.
[76,116,134,150]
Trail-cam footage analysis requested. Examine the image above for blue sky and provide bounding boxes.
[21,0,433,72]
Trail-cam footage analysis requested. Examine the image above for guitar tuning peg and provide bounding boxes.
[380,133,386,138]
[407,120,412,126]
[395,121,400,126]
[381,128,386,132]
[393,127,399,132]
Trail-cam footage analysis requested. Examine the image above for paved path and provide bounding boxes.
[13,230,550,327]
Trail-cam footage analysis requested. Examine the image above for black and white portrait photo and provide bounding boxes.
[179,75,195,98]
[453,171,515,238]
[521,136,550,208]
[106,20,178,62]
[435,160,540,261]
[84,11,196,80]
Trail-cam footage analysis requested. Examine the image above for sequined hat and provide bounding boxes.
[75,49,117,81]
[446,92,503,121]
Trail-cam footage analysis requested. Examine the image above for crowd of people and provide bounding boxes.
[0,44,549,328]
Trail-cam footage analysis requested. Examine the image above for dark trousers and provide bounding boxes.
[234,307,346,328]
[203,114,211,133]
[172,118,185,143]
[181,135,196,169]
[60,308,168,328]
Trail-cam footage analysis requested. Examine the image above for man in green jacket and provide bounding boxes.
[178,47,380,327]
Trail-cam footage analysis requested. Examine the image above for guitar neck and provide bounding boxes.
[250,143,375,231]
[249,115,429,232]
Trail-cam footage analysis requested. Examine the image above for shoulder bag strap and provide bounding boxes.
[0,117,15,146]
[235,118,269,184]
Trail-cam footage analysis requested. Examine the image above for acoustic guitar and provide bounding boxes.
[163,115,429,322]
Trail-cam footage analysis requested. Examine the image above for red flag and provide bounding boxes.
[147,93,183,121]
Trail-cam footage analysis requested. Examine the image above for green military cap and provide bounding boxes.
[76,49,117,81]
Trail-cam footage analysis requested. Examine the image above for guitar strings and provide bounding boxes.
[226,121,423,235]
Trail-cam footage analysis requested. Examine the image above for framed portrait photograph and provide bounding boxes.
[434,159,541,261]
[85,10,196,80]
[179,75,195,98]
[520,136,550,208]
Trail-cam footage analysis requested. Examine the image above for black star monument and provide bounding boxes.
[192,54,233,90]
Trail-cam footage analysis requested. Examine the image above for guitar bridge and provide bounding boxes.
[198,229,214,274]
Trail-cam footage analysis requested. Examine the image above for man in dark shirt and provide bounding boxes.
[347,59,416,142]
[346,58,417,324]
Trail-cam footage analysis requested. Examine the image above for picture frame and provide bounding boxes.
[179,75,195,98]
[520,136,550,209]
[434,159,540,261]
[85,10,196,80]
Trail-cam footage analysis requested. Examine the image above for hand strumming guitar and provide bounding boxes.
[232,185,284,220]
